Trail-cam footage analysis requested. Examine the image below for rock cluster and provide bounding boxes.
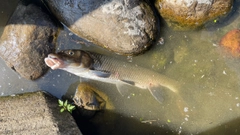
[0,0,235,80]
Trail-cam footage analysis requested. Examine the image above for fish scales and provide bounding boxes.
[90,53,178,92]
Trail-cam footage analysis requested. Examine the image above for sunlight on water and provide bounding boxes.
[0,0,240,135]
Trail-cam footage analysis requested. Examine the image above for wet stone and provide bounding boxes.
[73,82,115,111]
[0,2,58,80]
[155,0,233,30]
[0,91,82,134]
[43,0,157,55]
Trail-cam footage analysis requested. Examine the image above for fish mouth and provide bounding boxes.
[44,54,65,70]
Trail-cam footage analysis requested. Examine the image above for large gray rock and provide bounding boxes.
[0,91,82,134]
[155,0,233,30]
[0,2,58,80]
[43,0,157,55]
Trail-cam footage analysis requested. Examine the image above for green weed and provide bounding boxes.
[58,99,75,113]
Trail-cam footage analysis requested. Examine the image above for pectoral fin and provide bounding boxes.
[148,84,165,103]
[90,70,111,78]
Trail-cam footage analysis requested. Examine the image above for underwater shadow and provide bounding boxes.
[72,109,182,135]
[199,116,240,135]
[0,0,19,36]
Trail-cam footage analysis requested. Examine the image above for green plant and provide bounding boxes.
[58,99,75,113]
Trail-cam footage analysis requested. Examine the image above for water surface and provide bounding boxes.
[1,1,240,135]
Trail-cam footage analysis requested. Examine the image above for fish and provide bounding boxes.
[44,49,180,103]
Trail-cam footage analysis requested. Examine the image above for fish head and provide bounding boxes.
[44,49,93,70]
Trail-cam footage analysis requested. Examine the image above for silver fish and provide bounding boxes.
[44,49,180,103]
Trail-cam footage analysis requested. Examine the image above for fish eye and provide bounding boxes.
[68,51,74,56]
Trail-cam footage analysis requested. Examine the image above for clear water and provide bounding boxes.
[1,0,240,135]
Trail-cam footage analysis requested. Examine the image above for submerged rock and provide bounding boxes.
[43,0,157,55]
[219,29,240,57]
[0,2,58,80]
[73,82,114,111]
[155,0,233,30]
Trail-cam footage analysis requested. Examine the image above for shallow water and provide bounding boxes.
[1,0,240,135]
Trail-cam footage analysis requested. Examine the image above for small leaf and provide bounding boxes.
[66,104,75,113]
[69,105,75,110]
[58,99,63,106]
[64,100,68,107]
[60,108,65,113]
[67,104,71,112]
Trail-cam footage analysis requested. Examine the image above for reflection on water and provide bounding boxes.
[1,0,240,134]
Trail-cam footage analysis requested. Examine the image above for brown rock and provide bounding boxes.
[73,82,115,111]
[0,2,58,80]
[43,0,157,55]
[155,0,233,30]
[219,29,240,57]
